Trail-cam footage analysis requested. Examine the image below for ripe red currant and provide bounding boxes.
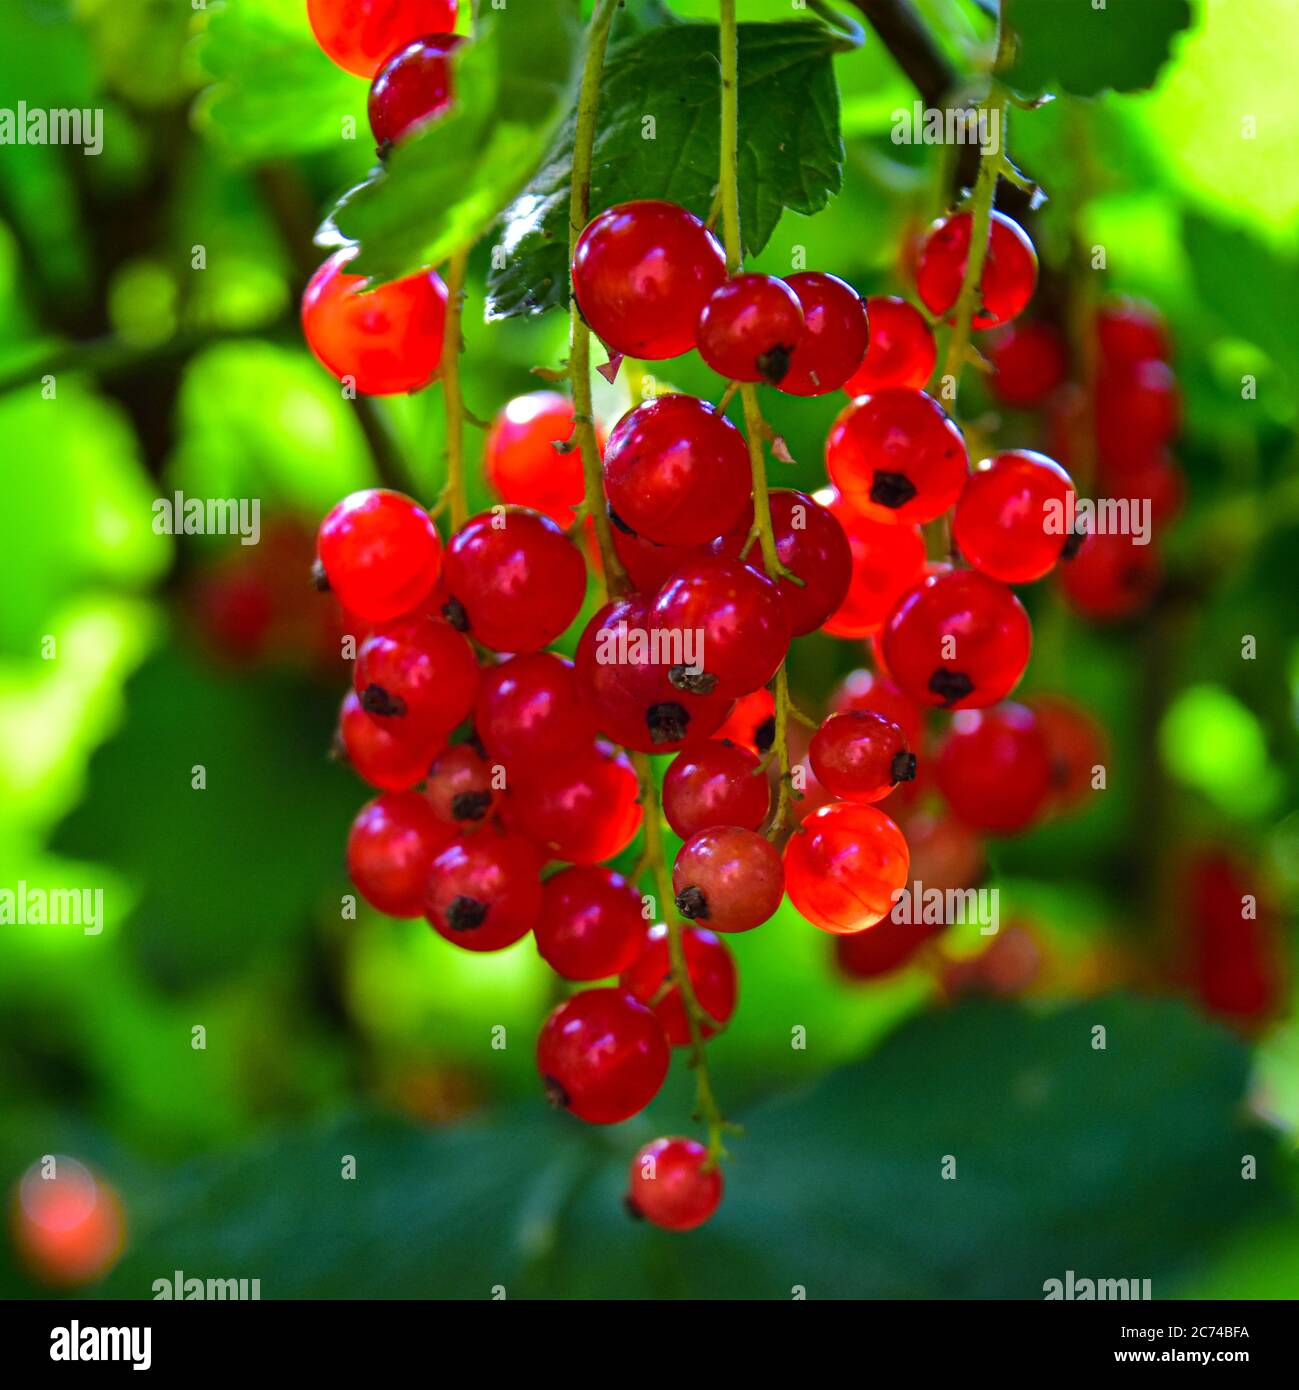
[952,450,1076,584]
[915,208,1038,328]
[834,915,935,980]
[696,273,805,384]
[302,249,447,397]
[1098,450,1184,530]
[1095,359,1180,467]
[316,488,441,624]
[474,652,595,770]
[354,614,480,739]
[337,688,442,792]
[1027,694,1109,812]
[1185,850,1282,1025]
[368,34,460,152]
[425,742,499,825]
[672,826,784,933]
[816,489,927,640]
[1096,298,1169,370]
[307,0,458,77]
[985,321,1069,408]
[534,866,646,981]
[784,802,910,934]
[511,741,642,865]
[484,392,594,526]
[842,295,936,394]
[571,200,726,359]
[626,1137,723,1231]
[425,829,543,951]
[1059,529,1161,622]
[935,704,1053,834]
[809,710,915,805]
[829,667,924,744]
[620,922,737,1044]
[611,524,708,593]
[347,791,454,918]
[537,988,670,1124]
[777,271,870,396]
[881,567,1032,709]
[602,395,751,547]
[826,388,968,525]
[715,688,776,755]
[662,740,770,839]
[441,508,586,651]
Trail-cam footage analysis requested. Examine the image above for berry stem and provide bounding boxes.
[568,0,628,600]
[440,244,470,531]
[766,664,798,840]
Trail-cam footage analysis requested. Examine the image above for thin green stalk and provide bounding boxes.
[440,245,470,529]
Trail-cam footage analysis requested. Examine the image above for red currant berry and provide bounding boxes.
[511,741,642,865]
[696,273,804,384]
[1027,694,1109,812]
[935,704,1053,834]
[316,488,441,624]
[534,866,646,981]
[1096,298,1169,370]
[1185,851,1282,1025]
[425,829,543,951]
[715,688,776,756]
[835,915,934,980]
[602,395,751,547]
[826,388,968,525]
[302,249,446,397]
[672,826,784,933]
[571,200,726,359]
[354,614,480,739]
[1095,359,1180,466]
[902,809,985,893]
[537,988,670,1124]
[425,742,499,825]
[484,392,593,527]
[626,1137,723,1231]
[442,508,586,652]
[842,294,936,394]
[368,34,459,151]
[652,557,790,700]
[620,922,737,1044]
[474,652,595,770]
[337,688,441,791]
[816,489,927,640]
[952,449,1076,584]
[1059,529,1160,622]
[915,208,1038,329]
[784,802,910,934]
[809,710,915,805]
[662,740,769,839]
[1098,450,1184,530]
[985,320,1069,408]
[611,522,708,592]
[777,271,870,396]
[881,567,1032,709]
[307,0,458,78]
[347,791,454,918]
[829,667,924,745]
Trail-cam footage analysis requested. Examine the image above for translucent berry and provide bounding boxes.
[316,488,442,624]
[915,208,1038,328]
[777,271,870,396]
[826,388,968,525]
[842,295,936,394]
[425,829,543,951]
[571,200,726,359]
[935,704,1053,834]
[484,392,593,526]
[302,249,447,397]
[672,826,784,933]
[337,688,442,791]
[809,710,915,805]
[829,667,924,744]
[537,988,670,1124]
[986,321,1069,408]
[611,523,709,593]
[307,0,458,78]
[662,740,770,839]
[1059,529,1160,622]
[952,450,1076,584]
[817,488,927,640]
[511,741,642,865]
[696,273,805,384]
[715,688,776,755]
[534,866,646,980]
[835,915,934,980]
[1096,298,1169,370]
[354,614,480,740]
[368,34,460,151]
[347,791,454,918]
[626,1137,723,1231]
[474,652,595,770]
[1027,694,1109,812]
[425,743,499,826]
[620,922,737,1044]
[602,395,751,547]
[784,802,910,934]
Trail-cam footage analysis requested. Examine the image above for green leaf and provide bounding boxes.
[485,20,844,321]
[1004,0,1193,97]
[326,2,584,285]
[92,997,1288,1297]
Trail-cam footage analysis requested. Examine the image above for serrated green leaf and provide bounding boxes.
[485,20,844,321]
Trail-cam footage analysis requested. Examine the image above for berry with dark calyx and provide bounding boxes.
[935,704,1053,835]
[626,1137,723,1231]
[817,487,927,640]
[829,667,924,744]
[484,392,595,526]
[952,450,1076,584]
[475,651,596,770]
[809,710,915,805]
[620,922,737,1044]
[535,866,646,981]
[316,488,442,624]
[307,0,458,77]
[881,567,1032,710]
[302,249,447,397]
[915,208,1038,328]
[826,388,968,526]
[536,988,670,1124]
[1096,298,1170,370]
[347,792,455,918]
[337,688,443,792]
[842,295,936,395]
[442,508,586,651]
[601,395,751,547]
[715,688,776,755]
[985,321,1069,407]
[425,829,543,951]
[368,34,460,152]
[835,914,935,980]
[425,743,499,825]
[662,740,770,839]
[1059,529,1161,622]
[777,271,870,396]
[696,272,805,384]
[571,200,726,359]
[784,802,910,934]
[354,614,480,739]
[652,557,790,700]
[511,741,642,865]
[672,826,784,933]
[1027,694,1109,813]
